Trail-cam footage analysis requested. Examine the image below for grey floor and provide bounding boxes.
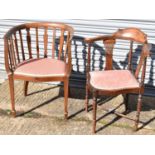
[0,80,155,135]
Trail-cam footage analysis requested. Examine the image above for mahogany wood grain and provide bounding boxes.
[52,28,56,58]
[85,27,150,133]
[4,22,74,118]
[19,30,25,60]
[36,28,39,58]
[26,28,32,59]
[14,33,20,63]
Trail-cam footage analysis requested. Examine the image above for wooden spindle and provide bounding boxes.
[13,33,20,63]
[59,29,64,60]
[85,43,91,112]
[140,44,150,84]
[135,44,148,79]
[4,38,10,72]
[64,32,70,62]
[68,40,72,70]
[19,30,25,60]
[44,27,48,58]
[140,58,147,86]
[10,36,17,67]
[36,28,39,58]
[8,39,13,70]
[52,28,56,58]
[85,43,91,82]
[128,41,133,70]
[26,28,32,59]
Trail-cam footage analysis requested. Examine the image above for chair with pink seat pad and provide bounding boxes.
[4,22,74,119]
[85,28,150,133]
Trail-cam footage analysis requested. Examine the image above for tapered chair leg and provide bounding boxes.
[92,91,97,134]
[8,74,16,117]
[64,79,69,119]
[85,84,89,112]
[24,81,29,96]
[135,94,142,131]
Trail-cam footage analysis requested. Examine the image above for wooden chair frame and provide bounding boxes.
[4,22,74,119]
[85,28,150,133]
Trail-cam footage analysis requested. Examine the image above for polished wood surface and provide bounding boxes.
[4,22,74,118]
[85,28,150,133]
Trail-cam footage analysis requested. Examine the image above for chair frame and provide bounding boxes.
[85,28,150,133]
[4,22,74,119]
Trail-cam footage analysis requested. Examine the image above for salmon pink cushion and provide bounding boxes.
[89,70,139,91]
[14,58,68,77]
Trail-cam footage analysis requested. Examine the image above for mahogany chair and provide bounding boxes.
[85,28,150,133]
[4,22,74,119]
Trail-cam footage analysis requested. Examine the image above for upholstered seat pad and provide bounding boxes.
[89,70,139,91]
[14,58,68,77]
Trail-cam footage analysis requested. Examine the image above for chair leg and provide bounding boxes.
[92,91,97,134]
[24,81,29,96]
[8,74,16,117]
[135,94,142,131]
[85,84,89,112]
[64,79,69,119]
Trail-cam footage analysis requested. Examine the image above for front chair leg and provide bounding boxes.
[64,79,69,119]
[24,81,29,96]
[135,94,142,131]
[92,91,97,134]
[8,74,16,117]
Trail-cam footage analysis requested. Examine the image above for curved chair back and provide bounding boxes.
[105,28,150,81]
[4,22,74,74]
[85,27,150,83]
[113,27,147,43]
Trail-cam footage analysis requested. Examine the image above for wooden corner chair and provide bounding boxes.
[85,28,150,133]
[4,22,74,119]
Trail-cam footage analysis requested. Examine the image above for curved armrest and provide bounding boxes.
[84,35,114,43]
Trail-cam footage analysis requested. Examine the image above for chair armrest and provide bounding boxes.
[84,35,113,43]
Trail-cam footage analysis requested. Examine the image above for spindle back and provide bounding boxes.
[4,22,74,73]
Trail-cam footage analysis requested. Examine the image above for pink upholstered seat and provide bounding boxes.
[14,58,68,77]
[89,70,139,91]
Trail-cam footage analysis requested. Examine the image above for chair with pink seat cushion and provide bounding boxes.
[4,22,74,119]
[89,70,139,91]
[85,28,150,133]
[15,58,68,78]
